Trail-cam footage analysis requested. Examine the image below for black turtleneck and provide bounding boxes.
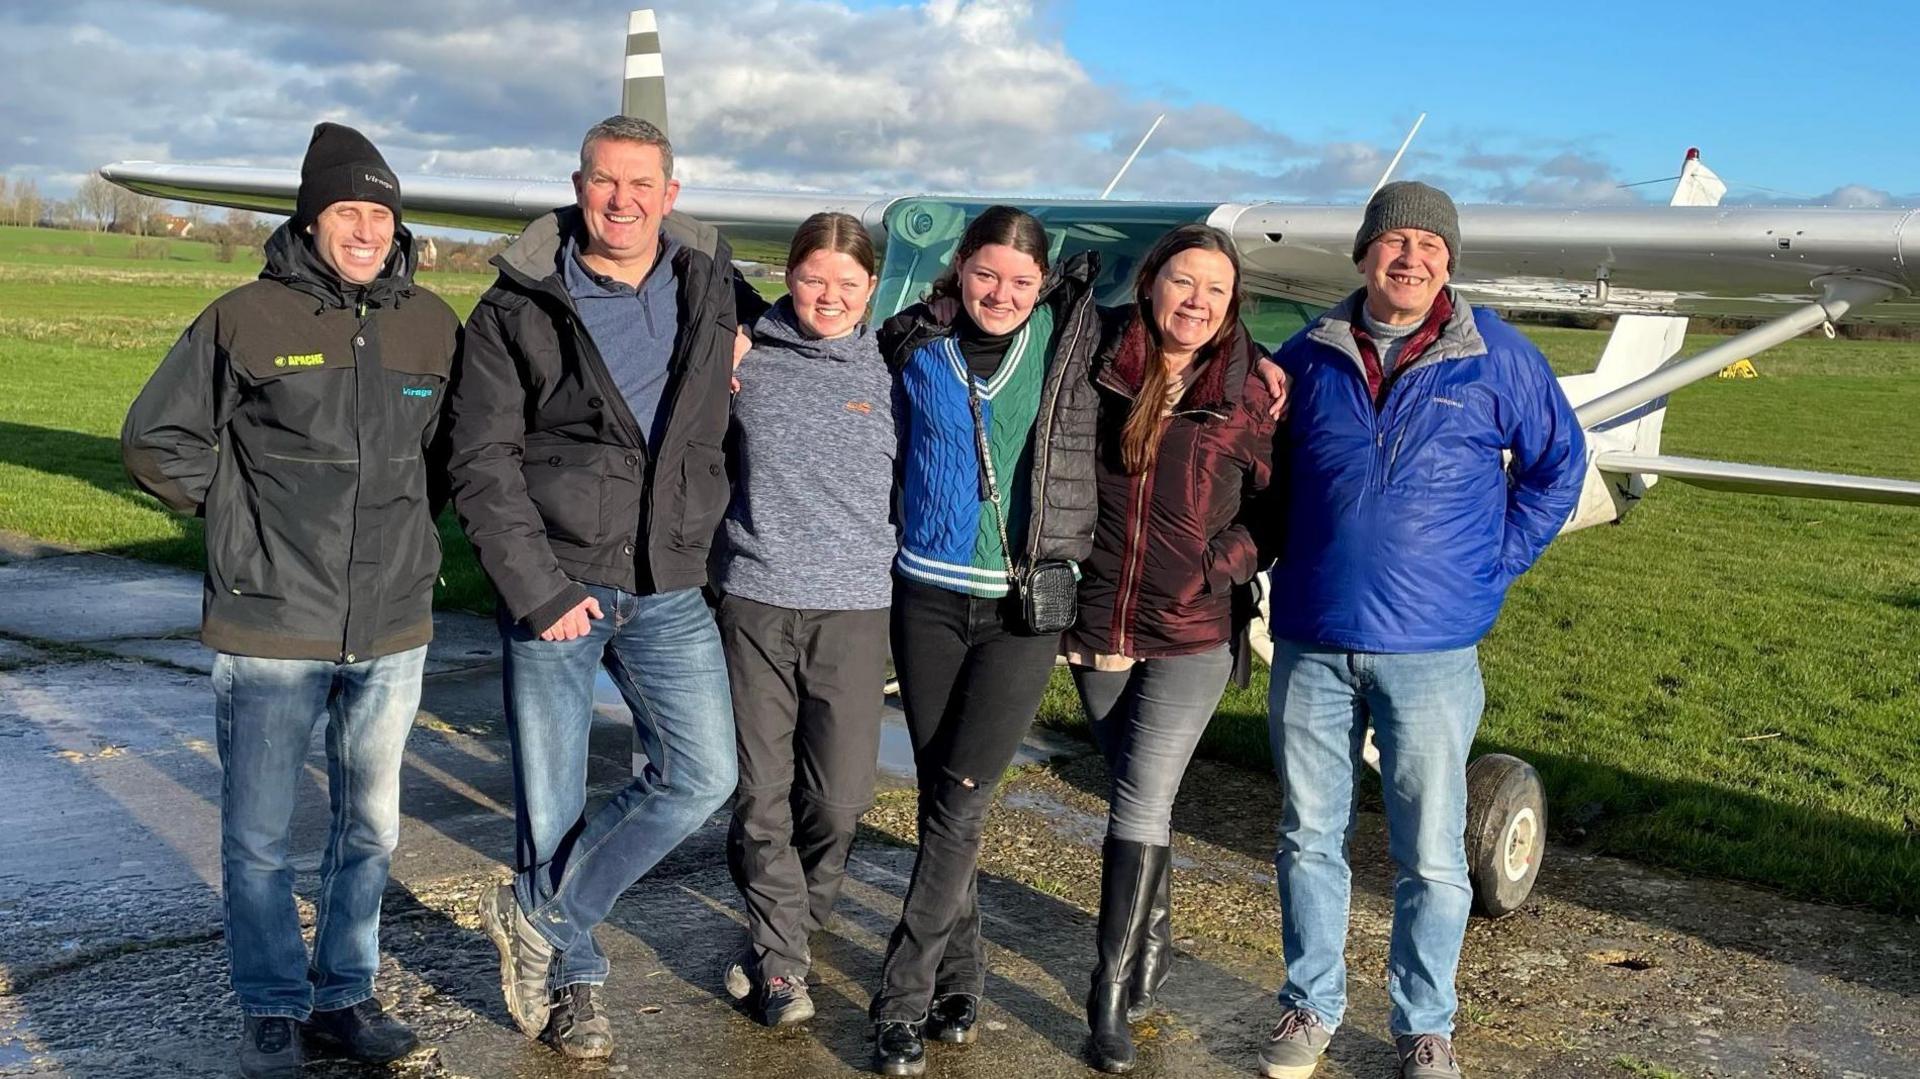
[954,311,1019,380]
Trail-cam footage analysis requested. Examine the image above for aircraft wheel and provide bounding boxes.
[1464,753,1545,918]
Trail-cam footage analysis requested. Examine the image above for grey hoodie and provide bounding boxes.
[716,297,897,610]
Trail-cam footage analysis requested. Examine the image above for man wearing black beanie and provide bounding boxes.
[123,121,458,1078]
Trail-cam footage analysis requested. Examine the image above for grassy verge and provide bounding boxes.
[3,224,1917,916]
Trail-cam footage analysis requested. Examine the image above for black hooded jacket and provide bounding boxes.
[122,222,462,661]
[445,208,768,633]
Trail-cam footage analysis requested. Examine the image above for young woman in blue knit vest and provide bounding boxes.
[867,206,1102,1075]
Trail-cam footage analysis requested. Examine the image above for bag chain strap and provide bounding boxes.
[961,347,1021,589]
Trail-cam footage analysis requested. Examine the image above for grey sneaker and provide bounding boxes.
[722,946,756,1001]
[1396,1034,1461,1078]
[479,883,554,1038]
[1258,1008,1331,1079]
[756,975,816,1026]
[541,984,612,1060]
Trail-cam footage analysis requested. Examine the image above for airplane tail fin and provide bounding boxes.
[1563,150,1727,530]
[622,9,669,135]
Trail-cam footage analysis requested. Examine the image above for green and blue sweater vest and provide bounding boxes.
[895,307,1054,597]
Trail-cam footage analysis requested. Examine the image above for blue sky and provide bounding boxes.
[1056,0,1918,204]
[1,0,1913,208]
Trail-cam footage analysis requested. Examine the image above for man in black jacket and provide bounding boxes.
[122,123,459,1078]
[447,115,764,1060]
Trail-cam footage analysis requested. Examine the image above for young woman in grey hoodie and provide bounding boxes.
[713,213,895,1028]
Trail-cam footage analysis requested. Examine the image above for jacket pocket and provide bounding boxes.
[675,440,729,548]
[205,490,280,600]
[523,440,607,547]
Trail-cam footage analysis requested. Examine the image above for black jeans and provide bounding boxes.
[719,594,889,982]
[870,574,1062,1022]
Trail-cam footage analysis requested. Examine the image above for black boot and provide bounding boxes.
[1127,855,1173,1023]
[301,998,418,1063]
[1087,837,1168,1074]
[872,1018,927,1076]
[925,992,978,1043]
[237,1016,303,1079]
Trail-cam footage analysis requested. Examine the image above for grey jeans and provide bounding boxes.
[1073,644,1234,845]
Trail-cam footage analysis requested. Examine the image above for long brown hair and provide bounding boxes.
[926,205,1050,305]
[785,211,877,276]
[1120,224,1244,474]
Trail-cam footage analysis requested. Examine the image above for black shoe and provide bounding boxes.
[755,975,816,1027]
[302,997,419,1063]
[541,984,613,1060]
[1086,837,1169,1074]
[237,1016,303,1079]
[872,1019,927,1076]
[1127,856,1174,1024]
[925,992,978,1044]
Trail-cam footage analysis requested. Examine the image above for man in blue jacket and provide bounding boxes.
[1258,182,1585,1079]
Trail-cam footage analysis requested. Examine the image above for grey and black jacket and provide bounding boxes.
[121,223,461,662]
[446,207,769,632]
[876,250,1103,567]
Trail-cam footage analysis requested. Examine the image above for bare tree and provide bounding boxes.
[76,174,114,231]
[11,179,42,227]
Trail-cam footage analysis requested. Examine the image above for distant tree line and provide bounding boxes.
[0,172,514,271]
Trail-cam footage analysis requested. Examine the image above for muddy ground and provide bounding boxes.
[0,544,1913,1077]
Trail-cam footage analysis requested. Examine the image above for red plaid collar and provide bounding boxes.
[1348,290,1454,406]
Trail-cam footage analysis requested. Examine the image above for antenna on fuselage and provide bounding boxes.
[622,9,669,136]
[1100,113,1165,200]
[1369,112,1427,195]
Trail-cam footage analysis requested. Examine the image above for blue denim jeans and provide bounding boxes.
[500,584,736,989]
[1267,640,1483,1038]
[214,645,425,1019]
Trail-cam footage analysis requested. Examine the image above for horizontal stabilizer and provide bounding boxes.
[1594,453,1920,506]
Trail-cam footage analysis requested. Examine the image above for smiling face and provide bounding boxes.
[1148,247,1236,357]
[572,137,680,266]
[308,200,395,286]
[958,242,1045,336]
[786,248,877,339]
[1359,227,1451,325]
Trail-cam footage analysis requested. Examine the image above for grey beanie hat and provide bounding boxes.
[1352,180,1459,270]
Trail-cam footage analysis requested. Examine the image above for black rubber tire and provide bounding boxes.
[1464,753,1546,918]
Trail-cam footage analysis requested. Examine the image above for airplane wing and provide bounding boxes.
[1593,454,1920,505]
[94,162,889,244]
[97,161,1920,324]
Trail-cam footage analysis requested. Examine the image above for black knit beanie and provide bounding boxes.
[294,122,401,229]
[1352,180,1459,271]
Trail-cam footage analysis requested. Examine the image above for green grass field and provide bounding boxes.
[2,224,1915,916]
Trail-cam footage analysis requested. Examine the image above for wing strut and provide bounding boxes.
[1574,275,1902,429]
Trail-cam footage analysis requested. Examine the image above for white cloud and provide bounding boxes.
[2,0,1905,213]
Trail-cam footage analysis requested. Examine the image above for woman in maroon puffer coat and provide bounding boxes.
[1070,223,1280,1073]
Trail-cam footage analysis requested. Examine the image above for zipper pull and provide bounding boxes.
[357,301,367,318]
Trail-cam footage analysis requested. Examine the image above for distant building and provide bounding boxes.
[160,215,194,238]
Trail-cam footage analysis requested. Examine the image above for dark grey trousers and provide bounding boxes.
[718,593,889,981]
[1073,645,1234,845]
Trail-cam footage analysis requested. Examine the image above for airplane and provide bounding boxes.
[100,8,1920,919]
